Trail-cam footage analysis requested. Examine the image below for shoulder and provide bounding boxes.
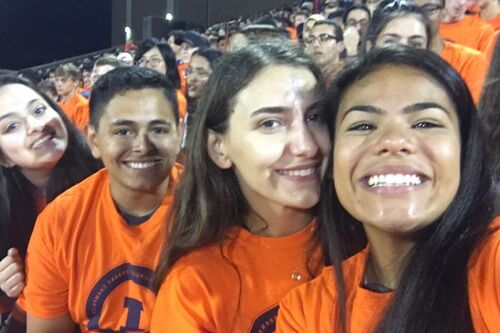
[277,266,336,332]
[36,169,108,229]
[468,217,500,331]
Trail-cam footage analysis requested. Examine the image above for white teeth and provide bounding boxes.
[125,161,159,169]
[367,173,422,187]
[32,135,52,149]
[279,167,316,177]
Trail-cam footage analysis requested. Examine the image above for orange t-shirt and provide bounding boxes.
[178,63,189,97]
[440,15,496,54]
[18,164,181,332]
[482,13,500,31]
[277,217,500,333]
[440,41,488,103]
[59,93,89,132]
[150,222,322,333]
[176,89,187,121]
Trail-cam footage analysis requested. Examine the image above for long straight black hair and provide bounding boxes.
[0,75,101,258]
[320,47,494,332]
[153,42,326,292]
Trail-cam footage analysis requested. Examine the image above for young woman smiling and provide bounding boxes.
[277,47,498,332]
[151,43,331,332]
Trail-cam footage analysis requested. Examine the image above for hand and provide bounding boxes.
[0,249,25,298]
[343,26,361,57]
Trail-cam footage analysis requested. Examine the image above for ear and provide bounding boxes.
[337,41,346,53]
[207,129,232,169]
[85,124,102,159]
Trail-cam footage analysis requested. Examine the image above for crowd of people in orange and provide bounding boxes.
[0,0,498,332]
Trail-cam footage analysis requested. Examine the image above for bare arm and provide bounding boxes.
[27,313,74,333]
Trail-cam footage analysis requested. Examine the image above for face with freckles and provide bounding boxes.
[209,65,330,212]
[0,84,68,173]
[333,65,461,236]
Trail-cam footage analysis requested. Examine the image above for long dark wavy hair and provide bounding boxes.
[320,47,494,332]
[153,42,326,292]
[135,37,181,89]
[0,75,101,259]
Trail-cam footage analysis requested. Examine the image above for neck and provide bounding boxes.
[21,168,52,197]
[429,33,445,54]
[110,177,170,216]
[363,225,416,290]
[246,205,314,237]
[62,90,76,103]
[481,2,500,19]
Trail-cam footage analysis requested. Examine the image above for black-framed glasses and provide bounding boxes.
[137,57,163,68]
[304,34,337,45]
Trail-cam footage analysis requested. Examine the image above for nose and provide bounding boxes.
[26,116,45,134]
[132,132,153,153]
[288,121,319,158]
[373,125,416,156]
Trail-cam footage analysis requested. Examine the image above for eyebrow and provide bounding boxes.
[0,98,41,122]
[110,119,172,126]
[341,102,449,119]
[250,100,324,118]
[250,106,288,117]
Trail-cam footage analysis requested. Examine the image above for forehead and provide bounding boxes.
[311,23,334,35]
[101,88,175,123]
[0,84,43,111]
[411,0,442,5]
[190,54,211,68]
[380,16,427,35]
[142,47,162,58]
[234,65,318,112]
[347,9,369,20]
[339,65,454,111]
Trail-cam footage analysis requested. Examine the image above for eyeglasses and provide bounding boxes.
[345,18,369,27]
[304,34,337,45]
[137,57,163,68]
[186,67,211,79]
[419,4,443,14]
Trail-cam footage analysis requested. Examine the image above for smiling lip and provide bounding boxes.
[277,162,321,181]
[122,159,163,170]
[360,165,430,195]
[30,131,56,150]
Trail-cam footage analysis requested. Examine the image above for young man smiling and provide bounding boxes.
[17,67,182,332]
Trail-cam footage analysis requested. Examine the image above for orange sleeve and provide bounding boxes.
[178,63,188,97]
[484,31,499,63]
[17,202,69,318]
[441,43,488,103]
[276,288,307,333]
[287,27,298,41]
[478,24,496,54]
[469,217,500,332]
[74,102,89,132]
[176,90,187,121]
[150,265,216,332]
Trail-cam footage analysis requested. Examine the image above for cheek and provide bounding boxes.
[0,136,24,159]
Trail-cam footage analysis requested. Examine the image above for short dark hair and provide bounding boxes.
[134,37,181,89]
[37,79,57,97]
[94,54,122,69]
[343,5,371,23]
[54,63,81,81]
[89,66,179,129]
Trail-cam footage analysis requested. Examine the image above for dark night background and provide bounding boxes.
[0,1,112,70]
